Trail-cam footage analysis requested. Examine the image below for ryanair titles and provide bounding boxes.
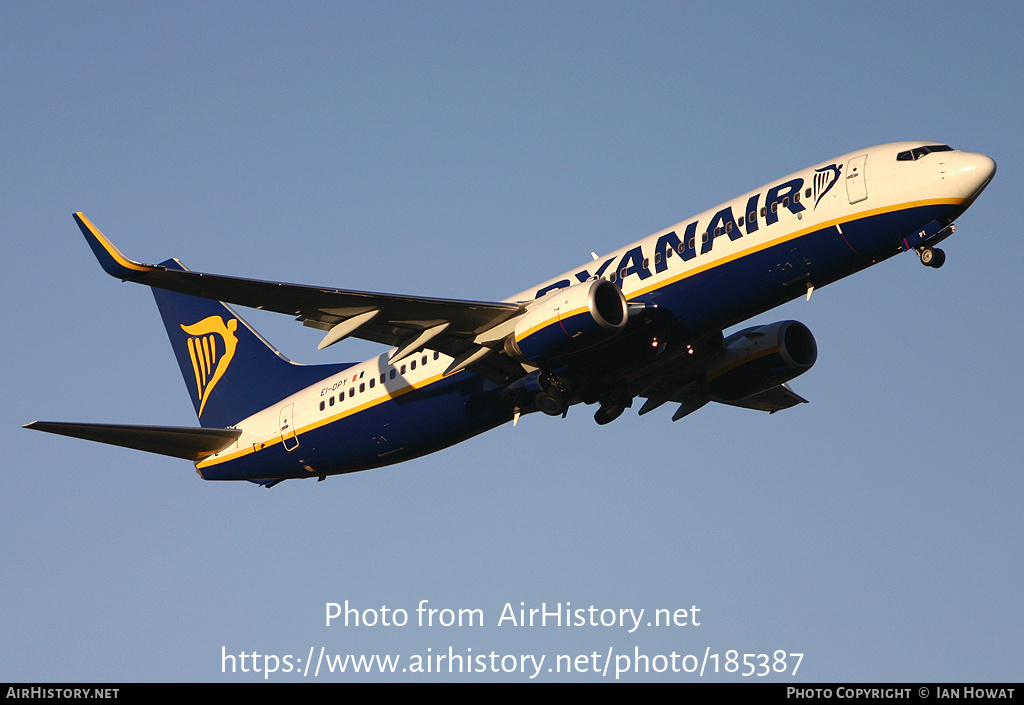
[534,175,813,300]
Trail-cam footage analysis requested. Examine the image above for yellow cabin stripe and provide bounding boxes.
[196,368,460,469]
[630,198,967,301]
[516,199,965,340]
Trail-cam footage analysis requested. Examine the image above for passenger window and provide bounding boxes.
[390,369,396,379]
[320,401,325,411]
[369,378,375,388]
[433,351,440,360]
[654,252,662,264]
[349,388,355,398]
[760,207,767,217]
[410,360,416,370]
[329,396,335,407]
[359,383,365,392]
[421,355,427,366]
[400,365,406,374]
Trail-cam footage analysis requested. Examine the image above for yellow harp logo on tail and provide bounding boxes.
[181,316,239,418]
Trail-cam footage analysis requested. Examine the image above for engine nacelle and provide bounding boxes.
[505,279,628,364]
[707,320,817,401]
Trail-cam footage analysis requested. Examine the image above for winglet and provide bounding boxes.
[73,212,157,280]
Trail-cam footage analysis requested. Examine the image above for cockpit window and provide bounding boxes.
[896,144,954,161]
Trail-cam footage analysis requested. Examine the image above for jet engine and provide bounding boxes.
[505,279,629,364]
[706,320,817,401]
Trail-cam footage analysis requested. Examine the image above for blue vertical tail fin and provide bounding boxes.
[151,259,350,428]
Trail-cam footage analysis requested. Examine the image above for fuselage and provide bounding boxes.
[195,142,996,482]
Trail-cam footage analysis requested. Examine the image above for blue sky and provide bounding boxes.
[3,1,1021,681]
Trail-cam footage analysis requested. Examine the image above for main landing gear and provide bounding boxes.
[535,374,572,417]
[594,401,626,425]
[918,246,946,269]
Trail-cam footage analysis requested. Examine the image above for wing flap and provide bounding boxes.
[25,421,242,462]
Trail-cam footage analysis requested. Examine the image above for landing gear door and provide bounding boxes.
[846,154,868,204]
[279,403,299,452]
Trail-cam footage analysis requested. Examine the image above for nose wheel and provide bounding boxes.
[918,246,945,268]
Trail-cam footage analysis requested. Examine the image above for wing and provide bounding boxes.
[719,383,808,413]
[76,213,526,379]
[639,373,808,420]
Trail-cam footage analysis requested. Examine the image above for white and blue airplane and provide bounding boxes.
[26,142,995,487]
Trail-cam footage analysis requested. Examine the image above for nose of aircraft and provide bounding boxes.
[950,151,997,200]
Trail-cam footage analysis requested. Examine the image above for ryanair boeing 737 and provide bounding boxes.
[26,142,996,487]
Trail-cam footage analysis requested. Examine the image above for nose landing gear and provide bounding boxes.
[918,246,946,268]
[914,223,953,269]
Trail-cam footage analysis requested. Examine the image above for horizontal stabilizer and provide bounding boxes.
[24,421,242,461]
